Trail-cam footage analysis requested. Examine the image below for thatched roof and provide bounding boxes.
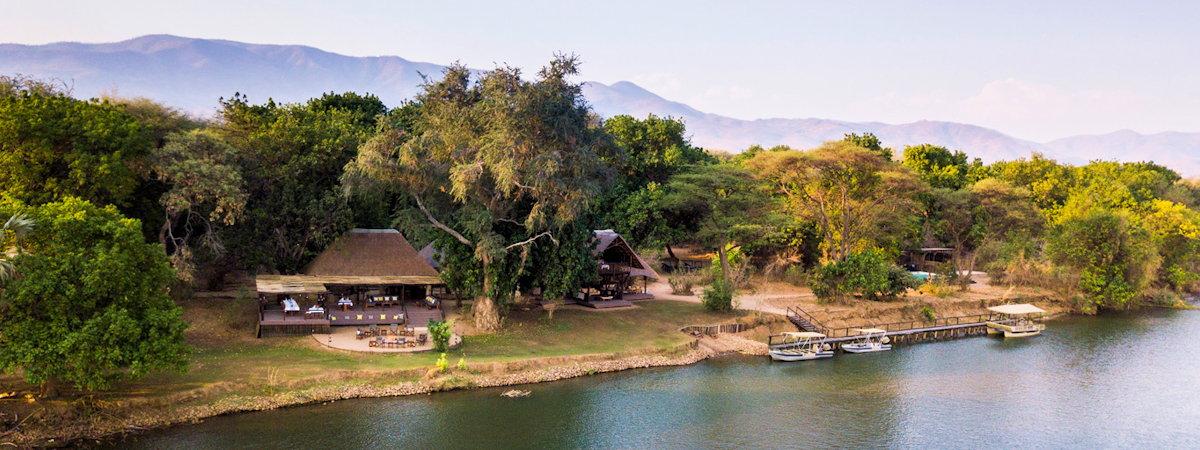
[256,229,442,293]
[594,229,660,280]
[305,229,440,279]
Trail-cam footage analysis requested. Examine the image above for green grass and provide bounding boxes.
[89,299,742,401]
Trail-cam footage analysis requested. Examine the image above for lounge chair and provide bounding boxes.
[417,333,428,345]
[389,324,399,335]
[356,327,365,339]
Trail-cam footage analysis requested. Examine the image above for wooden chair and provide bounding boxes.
[356,327,365,340]
[417,333,428,345]
[389,324,399,335]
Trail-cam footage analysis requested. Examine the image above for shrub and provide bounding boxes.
[920,305,937,322]
[811,249,914,301]
[709,245,751,288]
[435,353,449,373]
[783,264,807,286]
[702,279,735,311]
[668,274,699,295]
[917,280,955,298]
[428,319,453,353]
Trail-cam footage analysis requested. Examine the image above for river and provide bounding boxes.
[113,310,1199,449]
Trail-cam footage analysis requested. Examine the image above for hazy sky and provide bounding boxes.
[3,0,1198,141]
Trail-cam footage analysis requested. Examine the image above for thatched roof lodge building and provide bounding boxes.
[578,229,660,308]
[256,229,445,337]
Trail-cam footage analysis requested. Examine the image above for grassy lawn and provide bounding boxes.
[9,298,746,404]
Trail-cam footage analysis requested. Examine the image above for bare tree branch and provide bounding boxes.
[505,230,557,250]
[414,194,473,246]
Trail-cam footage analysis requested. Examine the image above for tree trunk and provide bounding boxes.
[473,255,502,331]
[717,243,731,285]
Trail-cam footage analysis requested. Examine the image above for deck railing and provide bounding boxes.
[816,312,1004,339]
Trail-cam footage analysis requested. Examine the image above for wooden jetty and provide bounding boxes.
[775,306,1016,349]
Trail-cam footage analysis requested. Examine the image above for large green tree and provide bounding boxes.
[659,163,770,286]
[0,198,188,393]
[747,141,921,262]
[346,57,612,331]
[215,93,373,274]
[0,78,153,208]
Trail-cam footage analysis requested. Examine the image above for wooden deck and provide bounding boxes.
[258,303,445,337]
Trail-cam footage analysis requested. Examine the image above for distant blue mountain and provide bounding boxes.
[2,35,1197,174]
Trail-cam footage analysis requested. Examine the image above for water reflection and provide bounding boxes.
[112,312,1200,449]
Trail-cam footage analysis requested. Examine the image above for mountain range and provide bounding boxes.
[1,34,1197,175]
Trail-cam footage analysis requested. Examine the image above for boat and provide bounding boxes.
[841,328,892,353]
[985,303,1047,338]
[768,332,835,361]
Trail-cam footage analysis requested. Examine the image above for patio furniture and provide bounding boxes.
[389,324,399,335]
[337,297,353,311]
[375,336,384,348]
[417,333,427,345]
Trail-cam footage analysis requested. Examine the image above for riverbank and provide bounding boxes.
[0,299,763,446]
[1,281,1064,447]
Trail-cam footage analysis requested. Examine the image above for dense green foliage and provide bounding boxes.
[701,278,735,311]
[344,57,612,330]
[0,80,153,207]
[810,249,917,300]
[428,319,453,353]
[0,198,187,391]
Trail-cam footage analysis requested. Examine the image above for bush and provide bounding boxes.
[428,319,453,353]
[435,353,449,373]
[920,305,937,322]
[917,280,955,298]
[702,279,735,311]
[783,264,807,286]
[668,274,699,295]
[811,249,915,301]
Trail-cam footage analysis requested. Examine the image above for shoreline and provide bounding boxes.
[5,292,1066,446]
[7,338,746,447]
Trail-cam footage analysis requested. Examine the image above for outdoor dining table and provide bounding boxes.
[337,297,353,311]
[283,298,300,315]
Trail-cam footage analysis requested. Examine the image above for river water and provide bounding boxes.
[114,310,1199,449]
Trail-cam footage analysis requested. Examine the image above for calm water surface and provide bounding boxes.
[116,310,1200,449]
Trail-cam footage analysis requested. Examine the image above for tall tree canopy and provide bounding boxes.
[346,57,613,330]
[0,198,188,393]
[901,144,971,190]
[214,93,373,274]
[0,79,153,207]
[747,141,921,262]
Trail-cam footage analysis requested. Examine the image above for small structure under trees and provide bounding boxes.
[577,229,659,307]
[254,229,445,337]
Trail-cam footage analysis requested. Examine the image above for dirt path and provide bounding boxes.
[648,276,1068,330]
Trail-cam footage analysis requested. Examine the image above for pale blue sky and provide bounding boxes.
[3,0,1198,140]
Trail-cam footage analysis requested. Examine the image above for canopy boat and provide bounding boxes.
[841,328,892,353]
[986,303,1047,338]
[768,332,835,361]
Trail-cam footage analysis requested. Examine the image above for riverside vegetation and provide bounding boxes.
[3,57,1200,444]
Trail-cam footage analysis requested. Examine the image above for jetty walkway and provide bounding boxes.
[780,306,1012,347]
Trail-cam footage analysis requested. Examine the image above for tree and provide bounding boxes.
[747,141,921,262]
[0,81,153,207]
[901,144,970,190]
[842,133,893,160]
[346,57,612,331]
[215,94,370,274]
[928,188,983,288]
[0,198,188,393]
[601,114,715,252]
[149,130,248,282]
[1046,208,1159,312]
[659,163,769,287]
